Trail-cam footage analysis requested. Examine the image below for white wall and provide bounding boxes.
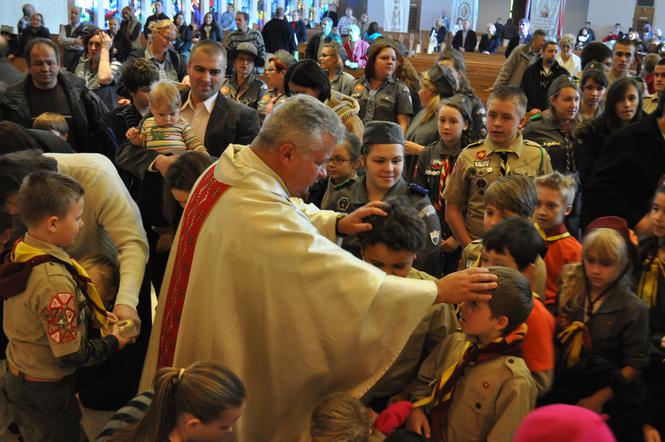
[562,0,589,36]
[586,0,635,41]
[367,1,384,29]
[1,0,69,34]
[476,0,511,33]
[654,0,665,32]
[420,0,452,31]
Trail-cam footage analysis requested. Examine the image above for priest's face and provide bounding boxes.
[283,136,335,196]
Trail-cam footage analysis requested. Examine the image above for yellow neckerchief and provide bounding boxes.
[413,323,528,409]
[12,239,110,328]
[557,321,590,368]
[637,255,665,308]
[534,222,571,242]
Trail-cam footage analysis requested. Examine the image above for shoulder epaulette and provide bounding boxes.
[408,183,429,196]
[523,139,542,147]
[333,179,356,191]
[466,139,484,149]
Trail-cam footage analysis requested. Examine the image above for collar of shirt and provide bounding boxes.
[485,133,525,157]
[145,45,171,66]
[23,233,71,262]
[181,91,218,115]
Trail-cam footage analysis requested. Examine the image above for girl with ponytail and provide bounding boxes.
[103,360,246,441]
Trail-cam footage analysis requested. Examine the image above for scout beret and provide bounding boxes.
[441,94,473,122]
[438,47,466,72]
[269,49,297,69]
[423,65,457,98]
[363,121,405,147]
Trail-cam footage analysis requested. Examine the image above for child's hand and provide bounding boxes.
[643,424,661,442]
[126,127,143,146]
[105,311,119,324]
[577,394,604,413]
[661,335,665,348]
[405,408,430,438]
[104,322,131,350]
[441,236,459,253]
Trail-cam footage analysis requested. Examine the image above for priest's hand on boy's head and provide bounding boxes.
[435,267,496,305]
[336,201,389,236]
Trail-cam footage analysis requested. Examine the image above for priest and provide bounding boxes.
[140,95,497,441]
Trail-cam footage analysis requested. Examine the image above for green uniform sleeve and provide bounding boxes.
[57,335,119,368]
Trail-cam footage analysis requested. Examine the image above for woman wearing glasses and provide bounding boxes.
[257,50,296,124]
[127,19,186,82]
[556,34,582,77]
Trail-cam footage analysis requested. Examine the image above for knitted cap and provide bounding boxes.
[514,405,615,442]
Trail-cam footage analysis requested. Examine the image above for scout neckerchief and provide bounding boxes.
[265,91,285,115]
[557,321,591,368]
[496,150,511,176]
[157,165,231,368]
[534,222,571,243]
[413,324,527,441]
[637,254,665,308]
[4,238,110,329]
[435,158,452,212]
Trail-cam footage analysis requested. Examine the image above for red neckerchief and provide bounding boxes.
[157,165,231,368]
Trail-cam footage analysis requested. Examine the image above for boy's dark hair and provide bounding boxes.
[614,37,637,52]
[487,266,533,334]
[237,11,249,22]
[17,171,84,228]
[487,86,527,117]
[580,67,608,90]
[357,197,426,253]
[483,217,545,271]
[344,132,362,161]
[0,121,40,155]
[532,29,547,39]
[483,175,537,218]
[542,40,559,51]
[118,57,160,96]
[0,150,57,207]
[163,151,215,228]
[580,42,612,69]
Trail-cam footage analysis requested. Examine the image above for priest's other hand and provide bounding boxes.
[435,267,496,304]
[336,201,389,236]
[113,304,141,342]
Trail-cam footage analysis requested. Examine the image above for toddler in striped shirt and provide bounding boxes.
[126,81,208,155]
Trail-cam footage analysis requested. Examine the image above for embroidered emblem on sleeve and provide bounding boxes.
[42,292,78,344]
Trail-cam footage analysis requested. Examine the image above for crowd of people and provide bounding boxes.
[0,1,664,442]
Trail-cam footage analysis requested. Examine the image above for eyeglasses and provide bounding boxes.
[156,33,175,44]
[327,156,352,165]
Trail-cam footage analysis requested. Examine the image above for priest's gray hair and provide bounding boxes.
[255,95,346,152]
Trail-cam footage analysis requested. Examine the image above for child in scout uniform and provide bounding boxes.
[321,132,363,209]
[444,86,553,250]
[460,175,549,299]
[323,121,442,276]
[480,217,556,397]
[0,171,129,441]
[406,266,537,442]
[636,176,665,442]
[414,94,473,274]
[357,198,458,409]
[534,172,582,311]
[552,218,648,441]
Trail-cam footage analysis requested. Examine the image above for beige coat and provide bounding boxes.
[412,332,536,442]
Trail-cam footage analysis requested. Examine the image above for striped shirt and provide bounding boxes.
[224,28,266,60]
[140,117,207,155]
[96,391,154,441]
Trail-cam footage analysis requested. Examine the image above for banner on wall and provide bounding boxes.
[384,0,409,32]
[451,0,478,31]
[526,0,567,39]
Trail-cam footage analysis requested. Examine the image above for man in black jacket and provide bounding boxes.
[261,7,296,55]
[452,19,477,52]
[116,40,259,178]
[143,0,169,38]
[520,41,568,112]
[581,107,665,231]
[290,10,308,44]
[0,38,109,156]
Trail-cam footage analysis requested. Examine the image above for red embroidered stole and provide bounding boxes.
[157,165,230,368]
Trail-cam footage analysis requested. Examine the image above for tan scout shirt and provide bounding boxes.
[363,269,459,402]
[443,134,553,240]
[643,94,659,115]
[460,240,547,299]
[412,332,537,442]
[4,235,87,379]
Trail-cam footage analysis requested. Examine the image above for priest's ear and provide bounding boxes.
[277,142,297,165]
